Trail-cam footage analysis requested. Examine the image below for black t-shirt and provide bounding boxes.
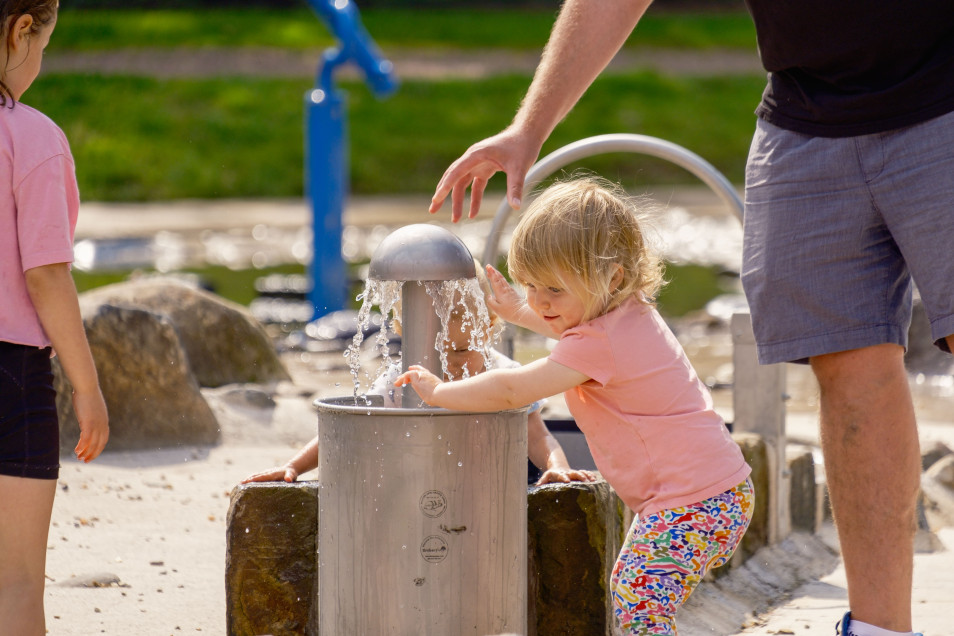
[744,0,954,137]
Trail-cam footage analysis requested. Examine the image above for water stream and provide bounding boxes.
[344,277,497,403]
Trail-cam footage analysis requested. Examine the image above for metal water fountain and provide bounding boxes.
[315,224,528,635]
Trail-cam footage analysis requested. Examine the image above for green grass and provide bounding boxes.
[26,71,761,201]
[52,8,757,51]
[656,263,726,317]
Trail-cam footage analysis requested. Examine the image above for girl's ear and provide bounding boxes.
[8,14,35,53]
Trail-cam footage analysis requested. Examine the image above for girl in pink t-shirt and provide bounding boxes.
[398,176,753,635]
[1,3,109,633]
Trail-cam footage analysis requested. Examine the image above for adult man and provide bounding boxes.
[429,2,954,635]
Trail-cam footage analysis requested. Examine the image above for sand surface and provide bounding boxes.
[43,344,954,636]
[45,356,328,636]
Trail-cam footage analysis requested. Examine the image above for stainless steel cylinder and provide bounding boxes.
[316,397,528,635]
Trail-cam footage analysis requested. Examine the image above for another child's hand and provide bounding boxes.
[73,388,109,463]
[485,265,533,324]
[241,465,299,484]
[535,467,598,486]
[393,364,443,405]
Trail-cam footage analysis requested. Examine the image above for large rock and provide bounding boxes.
[55,304,220,451]
[526,480,624,636]
[80,278,290,388]
[226,482,320,636]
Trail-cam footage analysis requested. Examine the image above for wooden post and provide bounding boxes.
[731,312,790,543]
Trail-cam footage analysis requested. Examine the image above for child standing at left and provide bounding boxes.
[0,2,109,633]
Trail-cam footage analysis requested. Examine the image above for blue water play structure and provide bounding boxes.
[305,0,398,318]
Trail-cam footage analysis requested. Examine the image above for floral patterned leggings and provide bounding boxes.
[610,479,755,635]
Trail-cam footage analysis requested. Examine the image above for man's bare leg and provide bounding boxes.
[811,344,919,632]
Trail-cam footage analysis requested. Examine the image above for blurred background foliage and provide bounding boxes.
[37,2,760,202]
[50,1,754,315]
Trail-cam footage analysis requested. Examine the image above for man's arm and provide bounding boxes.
[430,0,653,222]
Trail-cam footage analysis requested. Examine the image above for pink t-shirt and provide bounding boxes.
[0,102,79,347]
[549,299,750,515]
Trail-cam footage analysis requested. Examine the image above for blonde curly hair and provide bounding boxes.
[508,175,666,322]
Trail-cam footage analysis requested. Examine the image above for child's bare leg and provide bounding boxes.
[0,475,57,636]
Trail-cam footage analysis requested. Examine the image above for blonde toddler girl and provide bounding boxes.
[397,176,753,635]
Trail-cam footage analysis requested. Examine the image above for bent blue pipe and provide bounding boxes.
[305,0,398,318]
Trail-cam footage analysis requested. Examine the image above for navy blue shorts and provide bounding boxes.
[0,341,60,480]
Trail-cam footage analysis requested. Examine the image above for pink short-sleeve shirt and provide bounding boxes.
[0,103,79,347]
[549,299,750,515]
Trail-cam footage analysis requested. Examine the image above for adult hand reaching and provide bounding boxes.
[428,126,543,223]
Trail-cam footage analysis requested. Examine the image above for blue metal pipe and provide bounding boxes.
[305,0,398,318]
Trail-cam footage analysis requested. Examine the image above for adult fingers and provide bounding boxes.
[431,155,477,219]
[505,171,524,211]
[450,180,467,224]
[468,176,488,219]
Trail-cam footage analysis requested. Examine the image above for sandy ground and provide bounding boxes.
[45,353,332,636]
[42,276,954,636]
[42,344,954,636]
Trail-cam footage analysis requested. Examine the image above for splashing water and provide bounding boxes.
[426,277,499,381]
[344,276,498,403]
[344,279,401,400]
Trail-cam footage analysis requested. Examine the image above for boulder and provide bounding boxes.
[54,304,220,452]
[526,480,624,636]
[226,482,320,636]
[80,278,290,388]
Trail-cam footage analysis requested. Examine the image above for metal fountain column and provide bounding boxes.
[368,224,477,406]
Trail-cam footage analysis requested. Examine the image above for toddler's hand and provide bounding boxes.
[393,365,443,405]
[535,467,598,486]
[485,265,531,323]
[241,465,299,484]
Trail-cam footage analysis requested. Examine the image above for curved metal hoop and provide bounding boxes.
[481,133,744,265]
